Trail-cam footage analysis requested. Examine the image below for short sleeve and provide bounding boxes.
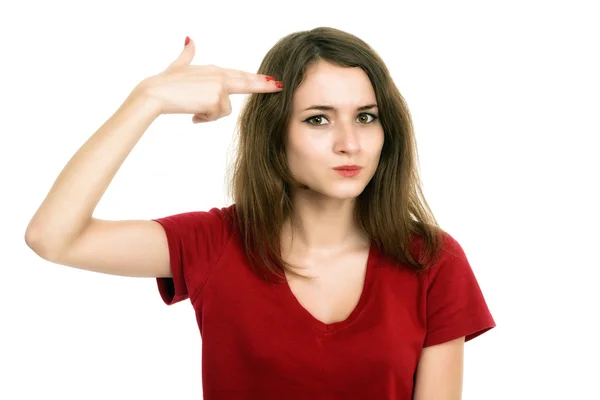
[152,205,233,306]
[422,233,496,347]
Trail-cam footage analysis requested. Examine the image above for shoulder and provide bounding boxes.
[423,231,473,284]
[403,230,470,279]
[152,203,238,268]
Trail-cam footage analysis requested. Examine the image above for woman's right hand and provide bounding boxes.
[135,36,283,123]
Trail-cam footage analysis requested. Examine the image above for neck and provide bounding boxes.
[281,191,368,256]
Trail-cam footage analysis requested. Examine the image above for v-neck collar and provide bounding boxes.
[277,241,378,335]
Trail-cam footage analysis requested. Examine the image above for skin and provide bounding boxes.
[281,60,465,399]
[281,60,384,256]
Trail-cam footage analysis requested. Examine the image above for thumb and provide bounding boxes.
[167,36,195,70]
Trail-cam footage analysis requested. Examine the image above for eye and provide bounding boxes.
[357,113,378,124]
[303,113,379,126]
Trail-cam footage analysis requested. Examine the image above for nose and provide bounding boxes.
[332,122,360,154]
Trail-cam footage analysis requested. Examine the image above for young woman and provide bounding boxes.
[25,27,495,399]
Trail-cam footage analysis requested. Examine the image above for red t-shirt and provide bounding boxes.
[153,204,495,399]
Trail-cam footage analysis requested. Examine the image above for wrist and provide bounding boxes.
[128,81,163,119]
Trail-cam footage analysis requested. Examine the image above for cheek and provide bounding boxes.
[286,138,328,178]
[287,134,322,163]
[369,130,385,158]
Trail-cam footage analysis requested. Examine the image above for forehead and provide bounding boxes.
[292,61,376,112]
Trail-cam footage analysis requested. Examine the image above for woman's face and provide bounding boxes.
[285,60,384,201]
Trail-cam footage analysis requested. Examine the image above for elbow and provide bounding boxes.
[24,226,60,261]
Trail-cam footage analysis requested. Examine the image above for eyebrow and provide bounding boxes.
[302,104,378,112]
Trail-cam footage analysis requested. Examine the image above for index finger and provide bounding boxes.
[220,67,275,82]
[226,75,283,94]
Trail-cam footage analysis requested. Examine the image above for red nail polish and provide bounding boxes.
[275,81,283,88]
[185,36,190,46]
[265,76,276,81]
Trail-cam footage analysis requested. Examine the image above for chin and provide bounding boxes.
[315,182,368,200]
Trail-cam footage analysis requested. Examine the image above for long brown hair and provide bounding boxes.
[226,26,446,283]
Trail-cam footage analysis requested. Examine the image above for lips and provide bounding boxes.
[333,165,362,171]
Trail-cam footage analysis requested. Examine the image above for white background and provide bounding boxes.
[2,0,599,399]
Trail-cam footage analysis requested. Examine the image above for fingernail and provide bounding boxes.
[265,76,276,81]
[184,36,190,46]
[275,81,283,88]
